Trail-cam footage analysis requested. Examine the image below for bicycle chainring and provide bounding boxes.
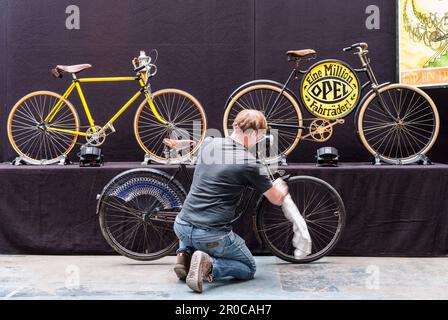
[85,125,106,147]
[309,119,333,142]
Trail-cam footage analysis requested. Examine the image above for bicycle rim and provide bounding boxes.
[358,84,440,164]
[7,91,79,164]
[98,169,186,260]
[223,84,303,163]
[257,176,345,263]
[134,89,207,163]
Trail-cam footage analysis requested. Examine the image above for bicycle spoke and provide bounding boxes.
[9,93,78,162]
[137,90,205,161]
[361,86,437,160]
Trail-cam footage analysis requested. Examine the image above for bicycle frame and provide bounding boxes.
[43,73,167,137]
[265,57,376,121]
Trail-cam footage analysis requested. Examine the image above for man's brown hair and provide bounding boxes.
[232,110,268,132]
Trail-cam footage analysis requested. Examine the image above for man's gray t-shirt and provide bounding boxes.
[178,137,273,231]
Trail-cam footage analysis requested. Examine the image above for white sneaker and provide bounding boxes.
[186,251,213,293]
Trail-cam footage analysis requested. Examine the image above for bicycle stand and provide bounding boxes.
[11,156,28,166]
[373,154,382,166]
[141,152,197,165]
[58,155,71,166]
[372,153,432,166]
[279,154,288,166]
[141,153,152,165]
[416,154,432,166]
[372,155,404,166]
[11,155,71,166]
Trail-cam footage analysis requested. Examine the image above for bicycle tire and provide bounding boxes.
[7,91,80,164]
[223,83,303,164]
[256,176,345,263]
[357,83,440,164]
[134,88,207,164]
[97,168,186,261]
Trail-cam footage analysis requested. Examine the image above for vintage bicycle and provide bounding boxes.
[223,42,440,165]
[96,139,346,263]
[7,50,207,165]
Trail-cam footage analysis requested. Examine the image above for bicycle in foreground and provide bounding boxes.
[96,139,346,263]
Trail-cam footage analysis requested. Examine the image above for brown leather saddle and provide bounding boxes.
[286,49,317,62]
[51,64,92,78]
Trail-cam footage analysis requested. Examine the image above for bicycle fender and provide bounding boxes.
[224,79,300,109]
[95,168,186,214]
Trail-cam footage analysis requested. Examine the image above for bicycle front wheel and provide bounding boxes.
[7,91,79,164]
[257,176,345,263]
[134,89,207,164]
[98,169,186,261]
[357,84,440,164]
[223,84,303,163]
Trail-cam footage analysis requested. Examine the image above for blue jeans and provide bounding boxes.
[173,217,256,280]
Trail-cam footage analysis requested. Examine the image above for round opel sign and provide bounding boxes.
[301,60,360,119]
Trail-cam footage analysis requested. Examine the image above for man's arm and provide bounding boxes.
[263,178,289,206]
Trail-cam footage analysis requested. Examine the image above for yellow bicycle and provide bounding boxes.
[7,50,207,165]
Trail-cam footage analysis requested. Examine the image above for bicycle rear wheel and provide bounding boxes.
[223,84,303,163]
[134,89,207,164]
[7,91,79,164]
[97,169,186,261]
[257,176,345,263]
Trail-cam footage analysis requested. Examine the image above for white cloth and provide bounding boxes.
[281,193,312,259]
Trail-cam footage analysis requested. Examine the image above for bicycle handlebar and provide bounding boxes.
[134,65,147,72]
[132,50,158,77]
[343,42,368,52]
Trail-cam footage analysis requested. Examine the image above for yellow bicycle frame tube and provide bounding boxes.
[138,78,167,125]
[44,76,168,136]
[44,82,76,123]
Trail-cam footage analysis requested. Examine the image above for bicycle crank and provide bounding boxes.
[85,125,107,147]
[301,118,345,142]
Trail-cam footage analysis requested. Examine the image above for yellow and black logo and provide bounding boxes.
[301,60,360,119]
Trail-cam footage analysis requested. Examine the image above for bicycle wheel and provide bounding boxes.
[97,168,186,261]
[257,176,345,263]
[134,89,207,164]
[7,91,79,164]
[357,84,440,164]
[223,84,303,163]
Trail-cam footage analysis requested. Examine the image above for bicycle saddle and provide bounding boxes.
[286,49,317,61]
[163,138,195,151]
[51,64,92,78]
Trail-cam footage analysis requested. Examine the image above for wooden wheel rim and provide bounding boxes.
[223,84,303,161]
[134,88,207,162]
[7,91,80,164]
[357,83,440,162]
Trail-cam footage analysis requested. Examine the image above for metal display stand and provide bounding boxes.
[373,153,432,166]
[11,155,70,166]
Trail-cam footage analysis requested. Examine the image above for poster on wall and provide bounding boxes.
[398,0,448,87]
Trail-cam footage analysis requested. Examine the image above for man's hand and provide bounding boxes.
[263,178,289,206]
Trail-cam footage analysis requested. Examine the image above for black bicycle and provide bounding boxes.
[97,140,346,263]
[223,42,440,165]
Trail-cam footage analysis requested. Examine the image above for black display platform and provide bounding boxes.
[0,162,447,257]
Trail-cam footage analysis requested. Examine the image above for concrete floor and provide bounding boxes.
[0,255,447,300]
